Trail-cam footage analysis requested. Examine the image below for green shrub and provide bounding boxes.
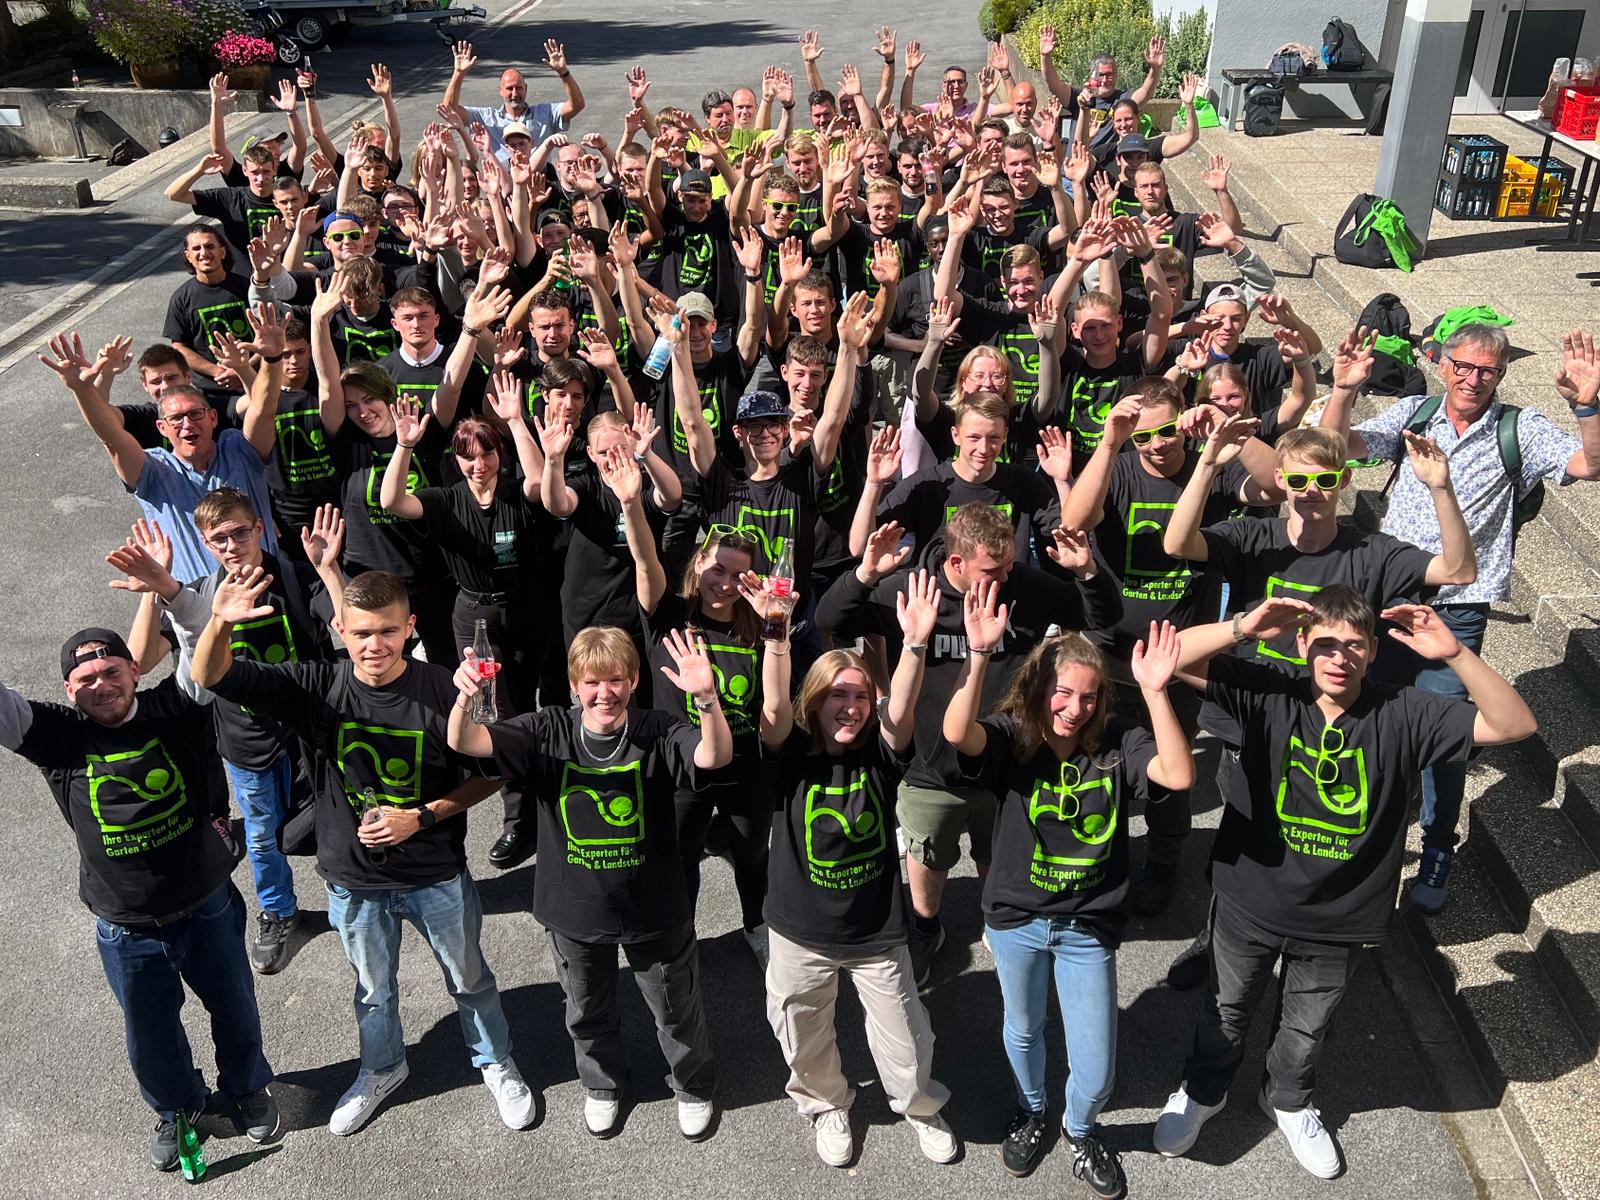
[978,0,1000,42]
[981,0,1044,41]
[1015,0,1212,100]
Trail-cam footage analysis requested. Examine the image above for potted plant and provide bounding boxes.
[213,30,276,92]
[85,0,192,87]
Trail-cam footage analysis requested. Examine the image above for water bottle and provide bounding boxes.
[469,618,499,724]
[176,1112,206,1183]
[641,311,682,380]
[760,538,797,642]
[358,787,388,865]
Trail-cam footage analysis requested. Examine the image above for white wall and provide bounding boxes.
[1206,0,1392,117]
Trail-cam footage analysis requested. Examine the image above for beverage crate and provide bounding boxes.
[1493,179,1560,220]
[1554,88,1600,139]
[1435,175,1496,220]
[1504,154,1575,203]
[1439,133,1508,186]
[1550,83,1597,128]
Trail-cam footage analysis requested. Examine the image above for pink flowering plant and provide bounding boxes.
[213,31,276,67]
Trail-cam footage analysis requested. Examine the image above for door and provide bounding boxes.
[1456,0,1600,114]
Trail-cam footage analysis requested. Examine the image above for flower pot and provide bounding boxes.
[130,60,182,89]
[224,63,273,93]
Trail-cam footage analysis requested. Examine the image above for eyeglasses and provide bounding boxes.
[159,408,212,427]
[1444,357,1503,383]
[700,523,763,555]
[767,201,799,213]
[203,525,258,549]
[1281,470,1344,492]
[1129,420,1179,447]
[325,230,363,244]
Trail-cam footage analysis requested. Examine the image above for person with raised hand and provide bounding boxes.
[1153,588,1532,1179]
[448,623,729,1143]
[758,567,958,1168]
[944,580,1192,1193]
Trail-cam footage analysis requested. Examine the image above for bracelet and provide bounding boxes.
[968,645,995,657]
[692,695,719,712]
[261,351,284,364]
[1232,612,1249,645]
[633,450,649,463]
[1573,403,1599,419]
[744,271,762,283]
[462,324,483,338]
[765,643,790,655]
[904,641,928,653]
[456,696,472,710]
[557,71,571,80]
[884,58,896,66]
[1134,250,1155,265]
[781,101,795,110]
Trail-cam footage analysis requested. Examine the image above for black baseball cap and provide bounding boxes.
[1116,134,1154,157]
[734,390,790,423]
[677,170,714,195]
[61,628,134,680]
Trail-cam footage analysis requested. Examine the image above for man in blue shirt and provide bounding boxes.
[440,37,585,156]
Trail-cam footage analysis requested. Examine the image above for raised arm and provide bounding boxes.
[849,425,902,557]
[1403,432,1477,587]
[668,327,717,478]
[440,40,477,118]
[165,152,226,207]
[811,294,871,473]
[379,400,431,521]
[485,369,546,503]
[1130,620,1195,790]
[882,569,937,752]
[1318,327,1376,460]
[1173,596,1316,689]
[544,39,584,121]
[309,274,351,435]
[1062,395,1139,531]
[1129,35,1164,107]
[941,579,1007,756]
[757,583,794,750]
[40,332,146,488]
[206,73,236,171]
[1037,26,1075,106]
[1383,604,1535,745]
[601,447,667,613]
[661,630,733,769]
[237,304,286,462]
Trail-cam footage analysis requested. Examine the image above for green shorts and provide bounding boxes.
[896,783,997,871]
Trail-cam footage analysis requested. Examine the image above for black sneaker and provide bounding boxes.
[236,1086,282,1144]
[1131,860,1177,916]
[907,919,945,991]
[248,911,298,975]
[1000,1107,1048,1177]
[149,1108,201,1172]
[1166,925,1212,991]
[1067,1127,1127,1199]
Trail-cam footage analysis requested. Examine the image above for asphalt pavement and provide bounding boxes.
[0,2,1486,1196]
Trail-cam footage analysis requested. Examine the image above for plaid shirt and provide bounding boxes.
[1355,394,1579,604]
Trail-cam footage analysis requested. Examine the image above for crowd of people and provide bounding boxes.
[10,19,1600,1197]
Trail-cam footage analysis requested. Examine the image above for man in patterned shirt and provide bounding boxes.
[1320,322,1600,910]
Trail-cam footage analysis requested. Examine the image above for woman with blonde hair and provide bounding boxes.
[757,568,958,1169]
[944,581,1193,1195]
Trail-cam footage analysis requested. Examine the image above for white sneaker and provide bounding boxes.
[1152,1086,1226,1157]
[328,1060,410,1136]
[744,923,771,972]
[1258,1089,1342,1179]
[678,1096,716,1141]
[814,1107,853,1167]
[481,1060,535,1130]
[583,1093,620,1138]
[907,1111,958,1164]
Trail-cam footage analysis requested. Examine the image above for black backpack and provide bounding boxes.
[1242,83,1284,136]
[1383,395,1544,536]
[1322,18,1364,70]
[1270,51,1306,83]
[1355,293,1428,396]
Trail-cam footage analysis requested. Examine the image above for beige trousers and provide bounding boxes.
[764,928,950,1119]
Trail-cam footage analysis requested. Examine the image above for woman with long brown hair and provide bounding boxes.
[943,581,1193,1195]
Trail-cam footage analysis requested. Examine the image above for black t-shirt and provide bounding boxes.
[763,729,913,956]
[643,593,762,748]
[1094,452,1251,659]
[487,706,705,943]
[955,296,1057,461]
[207,659,481,890]
[1197,516,1437,744]
[1172,338,1291,409]
[191,185,280,255]
[331,420,447,586]
[660,203,738,324]
[1061,346,1148,458]
[163,273,254,366]
[879,459,1060,564]
[378,346,489,419]
[328,302,400,365]
[15,678,235,925]
[964,714,1164,948]
[265,385,340,533]
[560,470,669,640]
[415,478,545,596]
[653,346,750,480]
[1204,657,1477,943]
[1118,211,1197,297]
[699,455,821,580]
[963,224,1056,284]
[835,221,926,301]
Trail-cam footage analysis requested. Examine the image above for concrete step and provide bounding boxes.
[1399,830,1600,1200]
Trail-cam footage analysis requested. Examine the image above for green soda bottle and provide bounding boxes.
[176,1111,207,1183]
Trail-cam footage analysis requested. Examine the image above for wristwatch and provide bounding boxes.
[415,805,438,830]
[1231,612,1249,644]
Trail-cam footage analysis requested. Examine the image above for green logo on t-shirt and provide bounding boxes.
[1258,576,1322,665]
[336,723,423,808]
[680,230,714,288]
[196,300,250,349]
[1026,762,1117,892]
[804,768,887,889]
[365,449,430,526]
[1068,376,1119,455]
[559,759,646,870]
[1123,501,1190,603]
[732,505,795,572]
[229,612,299,665]
[685,640,756,735]
[274,409,336,484]
[673,376,724,453]
[1276,728,1368,859]
[342,326,399,363]
[85,739,194,857]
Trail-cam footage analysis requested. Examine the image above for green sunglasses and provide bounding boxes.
[1281,470,1344,492]
[324,230,363,244]
[767,201,800,213]
[1129,420,1179,447]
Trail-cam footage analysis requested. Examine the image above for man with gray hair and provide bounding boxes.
[1320,322,1600,910]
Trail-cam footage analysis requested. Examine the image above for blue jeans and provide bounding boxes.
[225,755,298,918]
[96,881,273,1120]
[1401,604,1487,854]
[987,917,1118,1137]
[326,872,512,1072]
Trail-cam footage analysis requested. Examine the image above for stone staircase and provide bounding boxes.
[1163,142,1600,1200]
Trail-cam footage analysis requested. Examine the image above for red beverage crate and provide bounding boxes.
[1554,88,1600,139]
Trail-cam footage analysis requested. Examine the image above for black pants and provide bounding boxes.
[1112,674,1200,868]
[1182,894,1363,1111]
[546,923,716,1101]
[408,580,459,669]
[451,593,537,833]
[675,780,773,933]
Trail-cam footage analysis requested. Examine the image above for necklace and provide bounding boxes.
[578,712,630,763]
